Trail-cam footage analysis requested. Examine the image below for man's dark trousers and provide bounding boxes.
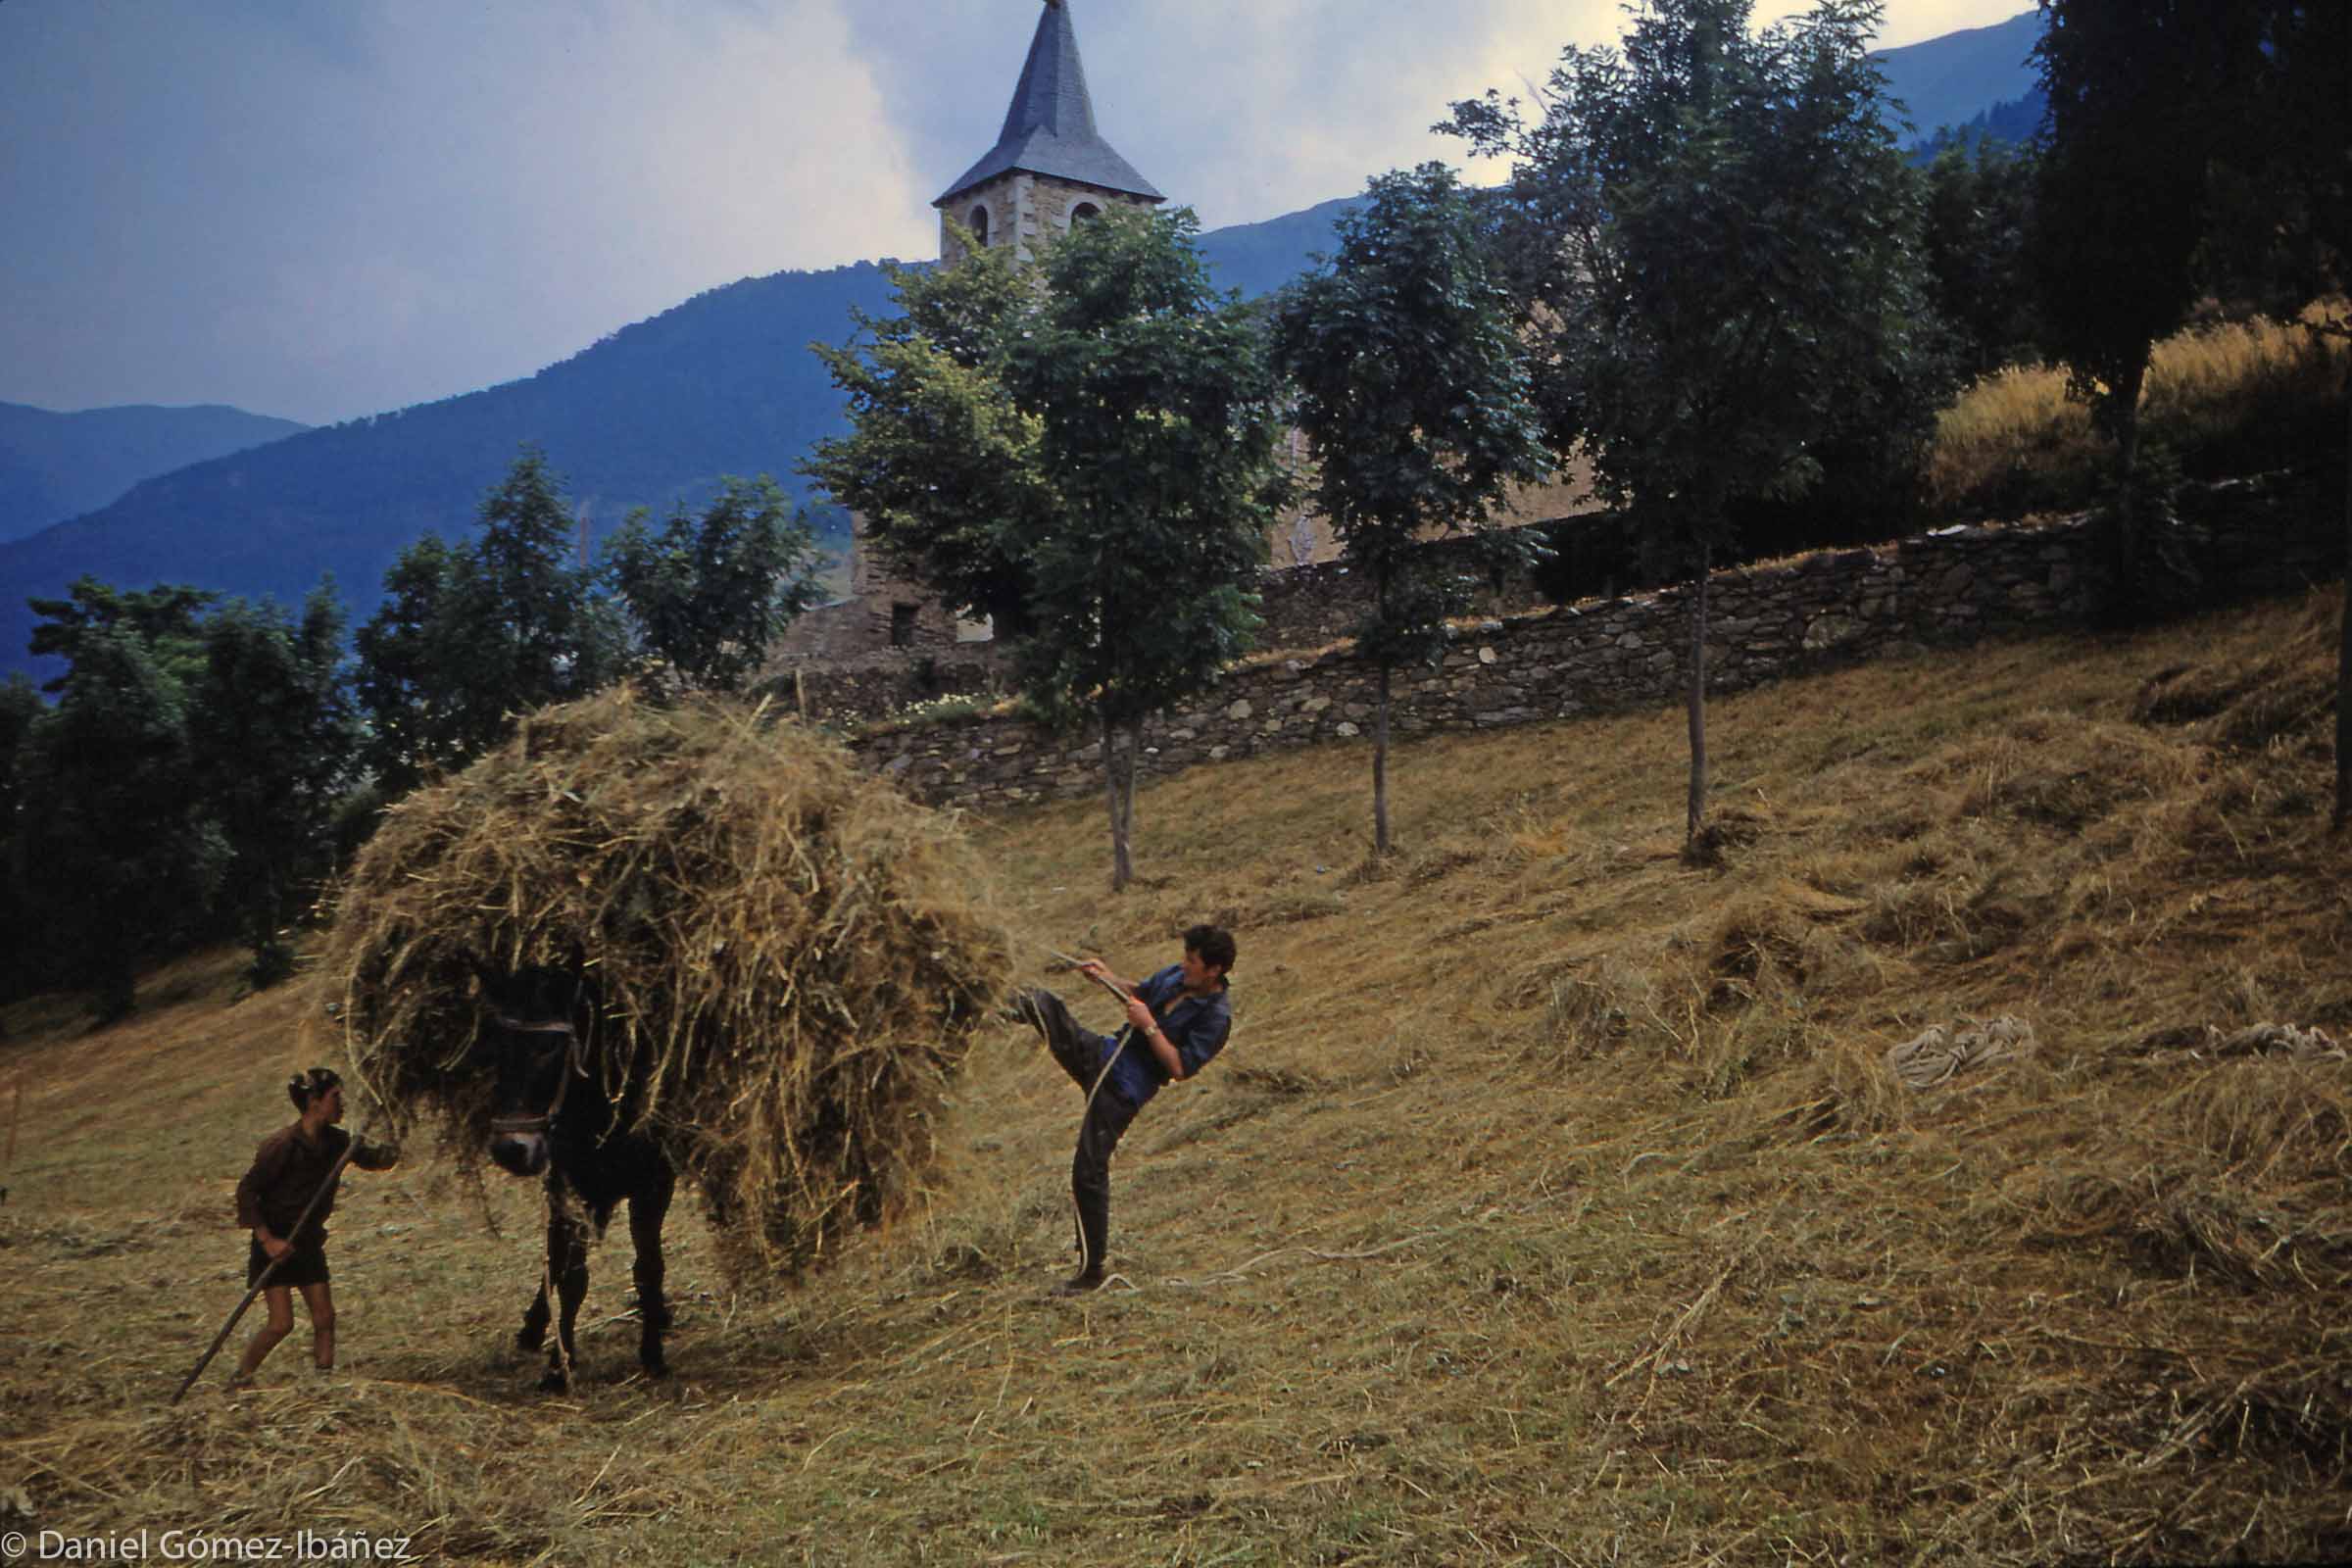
[1013,987,1139,1276]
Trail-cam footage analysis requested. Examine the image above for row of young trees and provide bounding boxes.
[9,0,2344,1001]
[1,451,823,1017]
[818,0,2347,882]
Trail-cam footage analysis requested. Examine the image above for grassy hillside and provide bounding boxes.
[4,587,2349,1565]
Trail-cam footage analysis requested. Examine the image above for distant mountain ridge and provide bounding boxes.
[0,15,2042,683]
[0,401,308,546]
[0,262,906,680]
[1871,10,2041,147]
[0,215,1372,682]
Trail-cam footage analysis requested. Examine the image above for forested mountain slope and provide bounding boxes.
[0,401,308,545]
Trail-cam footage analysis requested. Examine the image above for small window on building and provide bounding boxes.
[1069,201,1101,225]
[890,602,919,648]
[968,205,991,246]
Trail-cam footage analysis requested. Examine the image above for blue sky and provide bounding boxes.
[0,0,2032,426]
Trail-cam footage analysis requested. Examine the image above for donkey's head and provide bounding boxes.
[472,965,595,1178]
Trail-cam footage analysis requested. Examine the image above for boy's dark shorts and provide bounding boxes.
[247,1238,330,1289]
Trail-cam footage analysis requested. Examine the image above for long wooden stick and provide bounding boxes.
[172,1144,357,1403]
[1044,949,1142,1278]
[1046,949,1136,1005]
[4,1079,21,1171]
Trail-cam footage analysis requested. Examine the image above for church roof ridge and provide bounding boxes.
[934,0,1163,208]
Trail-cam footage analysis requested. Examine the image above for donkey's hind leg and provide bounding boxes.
[628,1159,677,1377]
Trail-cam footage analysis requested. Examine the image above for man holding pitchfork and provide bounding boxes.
[1007,925,1236,1296]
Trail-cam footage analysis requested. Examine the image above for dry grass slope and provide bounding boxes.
[4,588,2349,1565]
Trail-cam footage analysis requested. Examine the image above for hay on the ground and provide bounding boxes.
[2131,588,2341,753]
[2040,1054,2352,1290]
[318,686,1011,1282]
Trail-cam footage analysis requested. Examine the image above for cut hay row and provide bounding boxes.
[318,685,1011,1280]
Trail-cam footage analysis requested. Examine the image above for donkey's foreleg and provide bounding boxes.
[542,1203,591,1392]
[517,1274,552,1352]
[628,1160,677,1378]
[516,1179,560,1352]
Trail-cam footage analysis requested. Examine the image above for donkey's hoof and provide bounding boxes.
[537,1366,574,1394]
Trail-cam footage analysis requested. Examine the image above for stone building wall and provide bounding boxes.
[845,477,2332,809]
[939,172,1156,265]
[758,643,1007,723]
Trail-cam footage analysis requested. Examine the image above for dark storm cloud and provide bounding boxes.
[0,0,2026,424]
[0,0,925,423]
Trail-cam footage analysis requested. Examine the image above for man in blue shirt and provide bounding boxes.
[1008,924,1236,1296]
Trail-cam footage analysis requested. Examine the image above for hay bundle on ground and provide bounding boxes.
[2040,1055,2352,1290]
[2131,586,2340,752]
[319,685,1010,1281]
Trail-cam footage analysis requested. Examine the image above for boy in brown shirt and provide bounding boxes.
[229,1067,398,1388]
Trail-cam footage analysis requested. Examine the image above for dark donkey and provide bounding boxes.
[475,966,676,1390]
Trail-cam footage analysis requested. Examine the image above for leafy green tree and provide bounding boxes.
[190,584,361,988]
[24,578,216,693]
[470,446,623,708]
[2212,2,2349,829]
[2257,6,2350,831]
[352,534,470,795]
[810,209,1285,890]
[603,475,826,692]
[806,229,1056,640]
[22,624,224,1019]
[1921,136,2041,382]
[354,448,621,794]
[1272,163,1551,857]
[1005,209,1287,890]
[2028,0,2256,612]
[0,674,42,1006]
[1445,0,1936,847]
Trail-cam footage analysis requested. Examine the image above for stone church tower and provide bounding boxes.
[848,0,1165,651]
[934,0,1164,264]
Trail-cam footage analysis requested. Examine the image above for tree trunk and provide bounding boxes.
[1686,545,1711,846]
[1373,662,1392,858]
[1101,706,1132,893]
[2335,384,2351,832]
[2107,356,2150,619]
[1124,714,1144,870]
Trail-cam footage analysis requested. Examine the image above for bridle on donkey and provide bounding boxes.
[485,1012,584,1139]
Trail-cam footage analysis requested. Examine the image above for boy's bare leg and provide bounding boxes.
[232,1286,295,1384]
[300,1281,337,1370]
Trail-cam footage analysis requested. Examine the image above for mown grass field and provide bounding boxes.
[5,583,2350,1566]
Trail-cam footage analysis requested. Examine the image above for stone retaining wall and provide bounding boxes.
[847,477,2333,809]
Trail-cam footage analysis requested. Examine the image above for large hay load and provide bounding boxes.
[319,686,1010,1281]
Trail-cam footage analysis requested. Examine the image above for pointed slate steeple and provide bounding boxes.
[938,0,1161,206]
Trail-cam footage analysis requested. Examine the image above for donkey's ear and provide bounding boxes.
[466,958,518,1012]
